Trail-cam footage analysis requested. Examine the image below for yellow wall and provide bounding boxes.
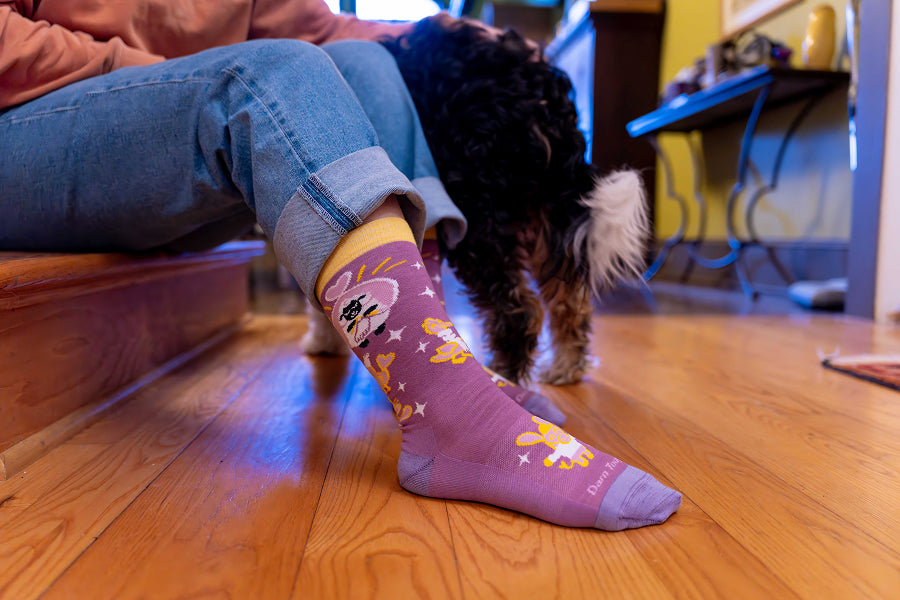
[655,0,720,240]
[655,0,852,242]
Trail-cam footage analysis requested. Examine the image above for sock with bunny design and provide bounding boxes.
[316,217,681,529]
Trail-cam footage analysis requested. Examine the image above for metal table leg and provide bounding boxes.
[744,93,826,287]
[642,134,691,280]
[682,85,771,297]
[679,132,709,283]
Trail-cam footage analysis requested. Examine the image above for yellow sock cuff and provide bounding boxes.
[424,226,438,240]
[315,217,416,301]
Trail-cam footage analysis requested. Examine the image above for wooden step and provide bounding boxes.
[0,241,265,479]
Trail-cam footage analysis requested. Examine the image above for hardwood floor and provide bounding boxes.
[1,307,898,598]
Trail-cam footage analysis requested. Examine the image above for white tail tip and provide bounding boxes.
[573,170,650,294]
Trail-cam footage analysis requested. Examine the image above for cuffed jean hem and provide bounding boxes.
[412,176,467,250]
[273,146,425,304]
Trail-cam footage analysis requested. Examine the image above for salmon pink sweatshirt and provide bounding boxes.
[0,0,413,109]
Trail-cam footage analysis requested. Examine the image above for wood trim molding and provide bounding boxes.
[0,241,265,310]
[0,243,262,476]
[0,321,244,480]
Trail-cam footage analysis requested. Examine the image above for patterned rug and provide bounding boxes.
[822,354,900,392]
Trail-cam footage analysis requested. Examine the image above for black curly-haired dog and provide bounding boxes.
[305,15,648,386]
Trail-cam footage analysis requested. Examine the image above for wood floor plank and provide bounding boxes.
[448,506,674,600]
[735,315,900,353]
[0,317,293,600]
[0,320,282,527]
[591,315,900,550]
[293,362,463,600]
[42,337,353,600]
[709,316,900,424]
[7,304,899,600]
[584,316,900,599]
[580,387,900,599]
[561,384,804,600]
[448,383,798,600]
[663,315,900,423]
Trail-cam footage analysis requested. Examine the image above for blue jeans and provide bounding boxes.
[0,39,462,300]
[322,41,466,248]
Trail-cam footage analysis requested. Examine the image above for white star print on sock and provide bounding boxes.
[388,326,406,342]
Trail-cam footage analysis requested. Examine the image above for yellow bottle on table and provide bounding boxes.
[802,4,836,69]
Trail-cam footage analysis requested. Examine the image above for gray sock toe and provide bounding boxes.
[594,466,682,531]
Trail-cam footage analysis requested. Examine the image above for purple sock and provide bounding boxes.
[421,238,566,426]
[319,239,681,530]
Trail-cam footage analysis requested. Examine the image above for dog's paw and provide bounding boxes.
[539,362,587,386]
[301,310,350,356]
[539,345,593,385]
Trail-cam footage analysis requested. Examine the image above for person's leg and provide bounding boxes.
[316,198,682,530]
[322,40,564,423]
[0,39,425,301]
[321,41,466,250]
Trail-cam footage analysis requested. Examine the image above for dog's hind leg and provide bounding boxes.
[524,221,593,385]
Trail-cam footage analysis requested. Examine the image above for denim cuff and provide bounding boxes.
[273,146,425,305]
[411,175,467,250]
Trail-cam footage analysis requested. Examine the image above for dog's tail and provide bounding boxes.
[572,169,650,295]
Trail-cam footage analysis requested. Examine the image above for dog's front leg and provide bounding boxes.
[451,241,543,385]
[301,299,351,356]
